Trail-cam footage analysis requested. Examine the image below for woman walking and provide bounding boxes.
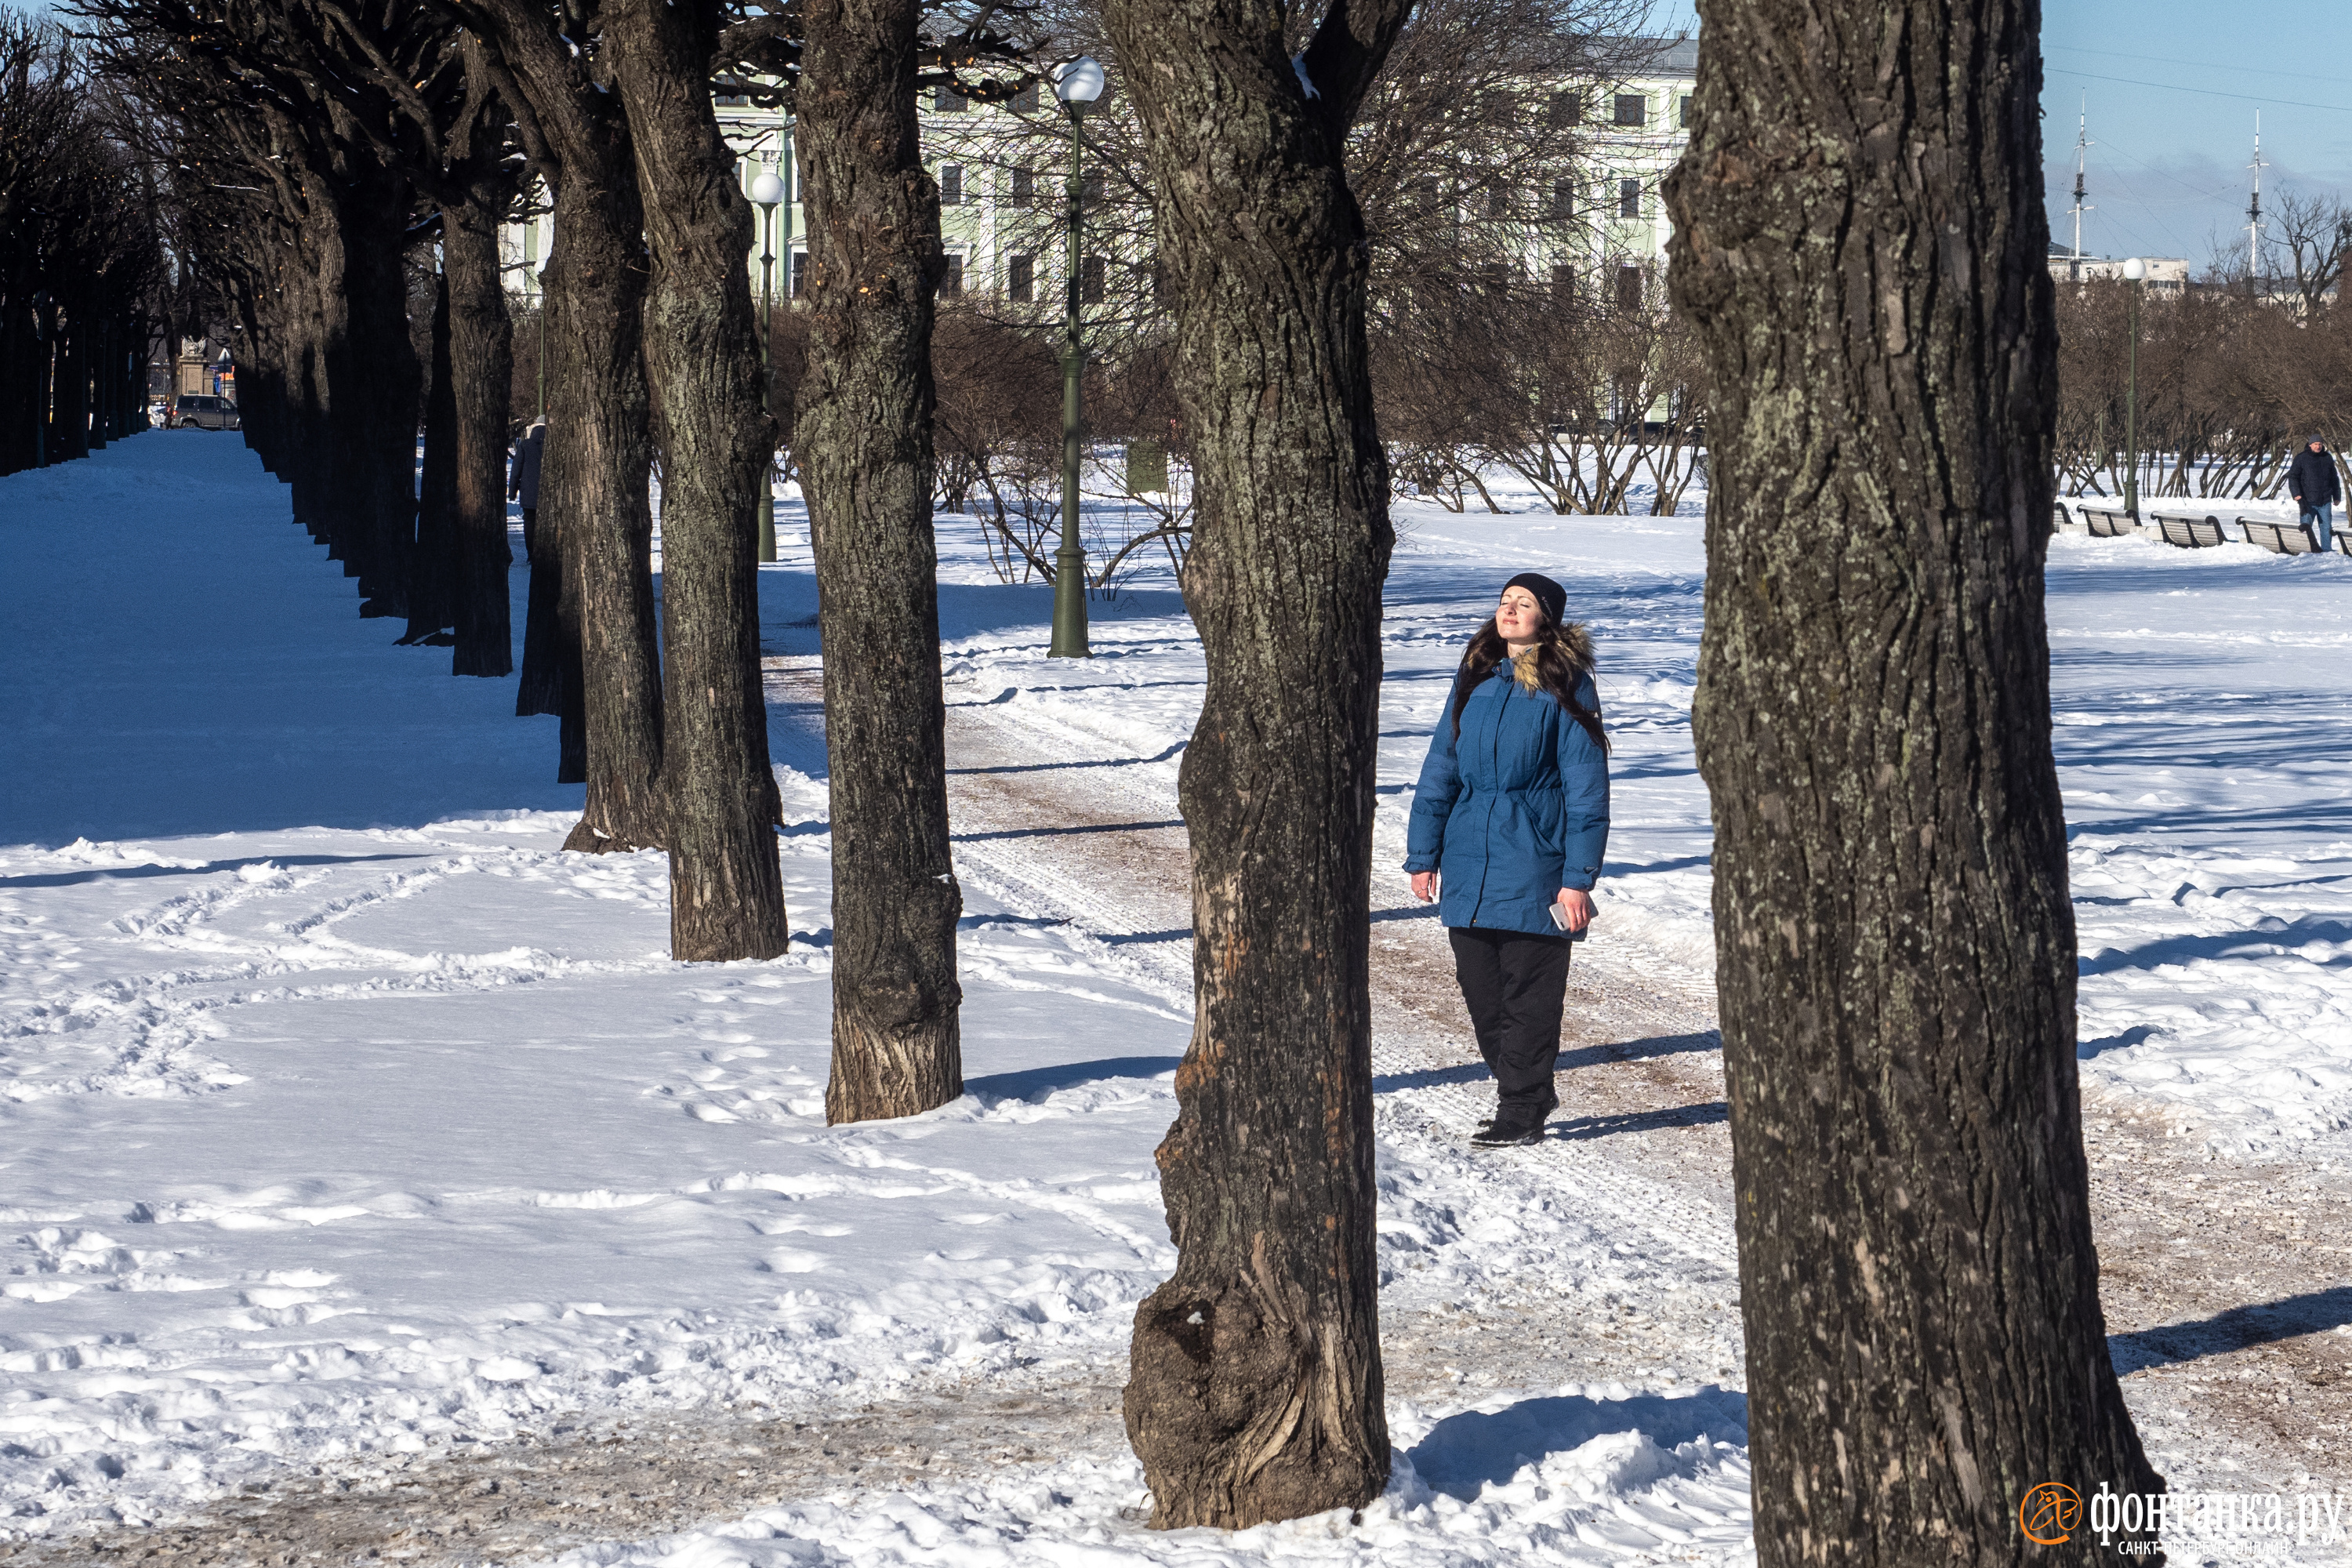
[1404,572,1610,1148]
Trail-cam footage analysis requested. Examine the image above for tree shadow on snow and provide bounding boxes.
[951,818,1184,844]
[1407,1387,1748,1499]
[2076,1024,2158,1058]
[946,739,1188,777]
[0,851,430,890]
[2078,917,2352,976]
[2109,1286,2352,1375]
[1558,1031,1720,1071]
[964,1054,1183,1104]
[1548,1102,1728,1141]
[1374,1062,1491,1094]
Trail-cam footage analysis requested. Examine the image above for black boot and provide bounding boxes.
[1472,1102,1545,1147]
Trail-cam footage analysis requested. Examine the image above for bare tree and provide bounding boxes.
[1664,1,2162,1562]
[605,0,792,960]
[2269,189,2352,317]
[794,0,961,1121]
[1102,0,1410,1530]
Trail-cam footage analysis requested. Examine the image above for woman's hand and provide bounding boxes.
[1555,887,1595,933]
[1411,870,1439,903]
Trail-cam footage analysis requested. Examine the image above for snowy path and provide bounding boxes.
[1,442,1755,1564]
[8,437,2352,1564]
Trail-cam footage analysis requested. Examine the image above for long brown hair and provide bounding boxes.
[1448,615,1609,753]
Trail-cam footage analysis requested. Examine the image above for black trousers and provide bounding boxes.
[1449,925,1574,1109]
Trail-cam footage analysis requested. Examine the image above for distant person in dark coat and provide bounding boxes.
[2288,437,2339,551]
[509,418,546,553]
[1405,572,1611,1149]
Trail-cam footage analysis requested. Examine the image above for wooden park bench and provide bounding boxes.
[2235,516,2321,554]
[2147,510,2227,548]
[2053,503,2090,535]
[2076,506,2139,537]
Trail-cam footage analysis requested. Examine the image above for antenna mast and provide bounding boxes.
[2071,99,2093,278]
[2248,112,2267,284]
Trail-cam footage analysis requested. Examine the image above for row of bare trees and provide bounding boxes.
[2056,274,2352,503]
[0,15,168,476]
[52,0,2172,1553]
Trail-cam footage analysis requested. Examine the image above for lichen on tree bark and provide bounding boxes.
[1662,0,2162,1559]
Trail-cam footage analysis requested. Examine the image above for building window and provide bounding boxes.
[1618,178,1642,219]
[1080,255,1105,304]
[1548,90,1581,127]
[1613,93,1646,126]
[1008,253,1034,303]
[1479,262,1514,295]
[1615,264,1643,310]
[1552,263,1577,302]
[935,86,969,112]
[941,254,964,297]
[1009,166,1033,208]
[1012,81,1039,114]
[1081,169,1105,209]
[791,252,808,298]
[939,164,963,205]
[1485,184,1509,220]
[1679,95,1693,128]
[1548,180,1573,220]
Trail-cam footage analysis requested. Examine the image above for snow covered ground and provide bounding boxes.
[2,434,2348,1563]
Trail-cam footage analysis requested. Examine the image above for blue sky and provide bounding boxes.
[2040,0,2352,269]
[1640,0,2348,268]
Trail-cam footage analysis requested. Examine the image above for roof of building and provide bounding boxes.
[1593,35,1697,78]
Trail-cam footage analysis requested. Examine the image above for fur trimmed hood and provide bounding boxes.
[1510,622,1595,689]
[1556,621,1594,673]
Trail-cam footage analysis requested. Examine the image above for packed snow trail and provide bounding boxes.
[7,437,2352,1565]
[0,439,1755,1563]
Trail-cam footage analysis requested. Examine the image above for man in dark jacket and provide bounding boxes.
[509,418,546,553]
[2288,436,2339,551]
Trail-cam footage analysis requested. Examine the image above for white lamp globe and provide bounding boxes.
[2122,256,2147,281]
[749,170,786,208]
[1054,55,1106,103]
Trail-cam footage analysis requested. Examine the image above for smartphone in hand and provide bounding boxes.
[1549,899,1594,941]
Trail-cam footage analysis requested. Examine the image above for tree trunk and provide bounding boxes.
[459,0,667,849]
[545,155,664,851]
[607,0,789,960]
[1099,0,1407,1529]
[54,301,89,462]
[796,0,962,1118]
[328,174,421,619]
[406,269,459,644]
[1661,2,2162,1562]
[445,190,516,678]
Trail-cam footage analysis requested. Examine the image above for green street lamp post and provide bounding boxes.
[1049,55,1106,659]
[751,166,787,564]
[2122,255,2144,520]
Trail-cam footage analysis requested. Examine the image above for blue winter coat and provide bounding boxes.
[1404,649,1610,935]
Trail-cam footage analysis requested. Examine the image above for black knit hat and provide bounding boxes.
[1503,572,1567,630]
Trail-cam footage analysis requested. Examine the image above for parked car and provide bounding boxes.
[173,394,240,431]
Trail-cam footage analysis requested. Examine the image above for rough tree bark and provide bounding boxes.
[1661,0,2163,1561]
[330,169,422,620]
[406,267,459,645]
[607,0,790,960]
[461,0,666,849]
[796,0,963,1119]
[1098,0,1409,1530]
[442,180,516,678]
